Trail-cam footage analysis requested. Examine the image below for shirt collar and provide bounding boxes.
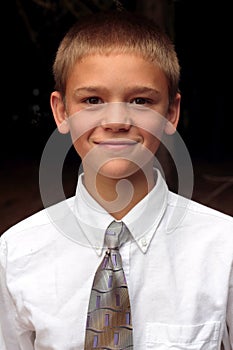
[122,168,168,252]
[74,168,168,255]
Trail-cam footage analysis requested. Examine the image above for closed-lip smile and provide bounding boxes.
[95,138,139,150]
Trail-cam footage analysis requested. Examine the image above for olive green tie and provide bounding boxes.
[84,220,133,349]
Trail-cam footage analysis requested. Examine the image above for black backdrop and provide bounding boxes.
[2,0,233,163]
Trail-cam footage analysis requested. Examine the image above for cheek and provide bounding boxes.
[134,110,166,139]
[139,120,164,153]
[146,136,161,154]
[67,111,98,158]
[71,132,91,159]
[67,109,100,140]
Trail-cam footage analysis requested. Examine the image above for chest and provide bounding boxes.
[10,241,231,349]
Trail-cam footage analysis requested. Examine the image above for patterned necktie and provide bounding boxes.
[84,220,133,349]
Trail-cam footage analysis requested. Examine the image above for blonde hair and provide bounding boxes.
[52,10,180,104]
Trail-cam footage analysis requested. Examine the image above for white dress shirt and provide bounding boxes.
[0,169,232,350]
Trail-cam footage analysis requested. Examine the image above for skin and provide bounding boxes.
[51,53,180,218]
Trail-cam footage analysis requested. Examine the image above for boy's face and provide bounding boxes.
[51,54,180,179]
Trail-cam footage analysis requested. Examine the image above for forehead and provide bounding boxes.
[66,53,168,95]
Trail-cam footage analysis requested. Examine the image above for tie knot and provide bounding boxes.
[105,221,124,249]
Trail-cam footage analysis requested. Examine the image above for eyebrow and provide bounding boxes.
[73,86,160,96]
[126,86,160,96]
[74,86,107,96]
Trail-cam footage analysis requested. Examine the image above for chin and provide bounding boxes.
[98,159,140,179]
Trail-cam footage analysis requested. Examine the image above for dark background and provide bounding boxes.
[1,0,232,234]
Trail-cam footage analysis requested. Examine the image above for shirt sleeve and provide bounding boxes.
[0,236,35,350]
[226,263,233,349]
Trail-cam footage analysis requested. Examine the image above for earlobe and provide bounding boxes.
[164,93,181,135]
[50,91,70,134]
[164,120,177,135]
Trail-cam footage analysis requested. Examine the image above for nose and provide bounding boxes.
[100,103,131,132]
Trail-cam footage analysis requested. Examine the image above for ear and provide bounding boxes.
[50,91,70,134]
[164,93,181,135]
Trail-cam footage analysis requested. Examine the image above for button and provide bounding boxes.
[141,238,147,247]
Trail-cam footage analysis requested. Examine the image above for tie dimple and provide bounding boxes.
[105,220,123,249]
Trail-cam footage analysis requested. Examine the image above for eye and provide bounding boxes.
[131,97,150,105]
[84,97,104,104]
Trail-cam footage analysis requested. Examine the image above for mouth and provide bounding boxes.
[95,138,139,150]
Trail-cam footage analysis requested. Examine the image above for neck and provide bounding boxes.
[83,165,156,220]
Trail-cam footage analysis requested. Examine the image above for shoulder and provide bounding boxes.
[0,196,75,255]
[167,191,233,236]
[168,191,232,220]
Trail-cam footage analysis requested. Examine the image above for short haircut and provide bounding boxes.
[52,10,180,104]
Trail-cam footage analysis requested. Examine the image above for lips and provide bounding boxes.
[95,138,139,151]
[99,139,138,145]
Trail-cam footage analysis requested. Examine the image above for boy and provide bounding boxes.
[0,10,232,350]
